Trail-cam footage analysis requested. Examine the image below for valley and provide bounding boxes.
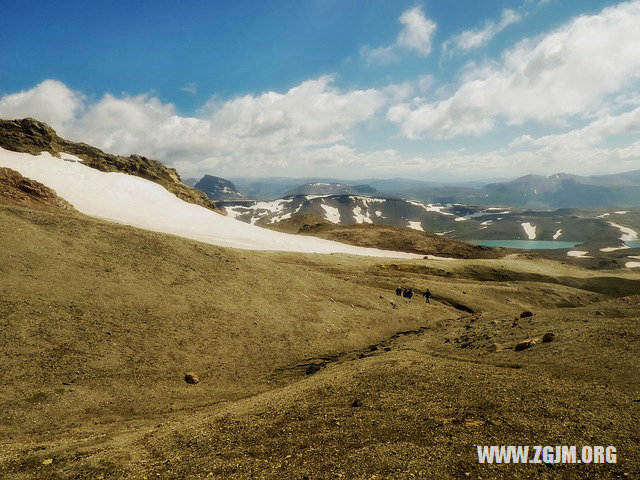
[1,203,639,479]
[0,119,638,479]
[219,194,640,270]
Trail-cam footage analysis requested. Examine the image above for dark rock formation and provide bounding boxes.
[0,167,73,210]
[194,174,246,201]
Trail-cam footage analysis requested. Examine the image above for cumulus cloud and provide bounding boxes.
[0,79,84,125]
[443,9,521,56]
[0,77,388,178]
[361,6,436,65]
[390,1,640,138]
[397,6,437,56]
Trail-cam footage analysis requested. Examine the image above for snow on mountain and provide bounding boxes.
[608,222,638,242]
[0,148,420,258]
[407,221,423,231]
[222,194,464,230]
[521,222,537,240]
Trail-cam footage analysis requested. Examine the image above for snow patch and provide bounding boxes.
[0,148,421,258]
[600,245,630,252]
[609,222,638,242]
[320,202,341,224]
[352,205,373,224]
[614,211,628,214]
[521,222,536,240]
[407,221,423,231]
[408,200,454,216]
[567,251,592,258]
[626,262,640,268]
[553,229,562,240]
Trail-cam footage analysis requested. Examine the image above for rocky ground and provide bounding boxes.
[0,201,639,479]
[0,167,73,211]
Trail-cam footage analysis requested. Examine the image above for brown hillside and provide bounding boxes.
[0,117,220,212]
[1,204,638,478]
[269,214,505,259]
[0,167,72,210]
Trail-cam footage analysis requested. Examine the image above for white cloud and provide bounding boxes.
[443,9,521,55]
[397,6,437,56]
[359,45,397,66]
[390,1,640,139]
[180,82,197,94]
[0,79,84,125]
[0,77,388,178]
[361,6,436,64]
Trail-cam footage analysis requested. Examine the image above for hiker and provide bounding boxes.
[422,288,431,304]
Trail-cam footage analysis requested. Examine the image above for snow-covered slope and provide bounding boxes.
[0,148,420,258]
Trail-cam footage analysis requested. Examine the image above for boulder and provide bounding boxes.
[520,311,534,318]
[542,332,555,343]
[184,372,200,384]
[514,339,536,351]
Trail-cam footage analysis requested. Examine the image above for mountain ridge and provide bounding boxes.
[0,117,220,212]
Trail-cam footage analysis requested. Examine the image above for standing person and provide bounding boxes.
[422,288,431,304]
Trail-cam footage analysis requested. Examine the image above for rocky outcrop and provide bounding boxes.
[195,174,247,201]
[0,118,220,212]
[0,167,73,210]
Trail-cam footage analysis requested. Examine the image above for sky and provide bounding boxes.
[1,0,639,181]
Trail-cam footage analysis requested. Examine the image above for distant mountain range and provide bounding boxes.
[284,182,376,196]
[482,172,640,208]
[219,193,639,250]
[189,170,640,208]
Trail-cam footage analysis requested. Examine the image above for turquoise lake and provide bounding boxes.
[625,240,640,248]
[469,240,582,250]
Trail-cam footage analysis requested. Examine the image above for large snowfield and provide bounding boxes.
[0,148,421,258]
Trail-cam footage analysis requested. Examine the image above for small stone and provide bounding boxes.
[486,343,499,352]
[514,339,536,351]
[184,372,200,384]
[542,332,555,343]
[42,459,53,465]
[351,399,363,407]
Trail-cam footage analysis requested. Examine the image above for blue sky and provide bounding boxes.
[1,0,639,180]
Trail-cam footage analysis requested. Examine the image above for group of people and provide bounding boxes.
[395,287,431,303]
